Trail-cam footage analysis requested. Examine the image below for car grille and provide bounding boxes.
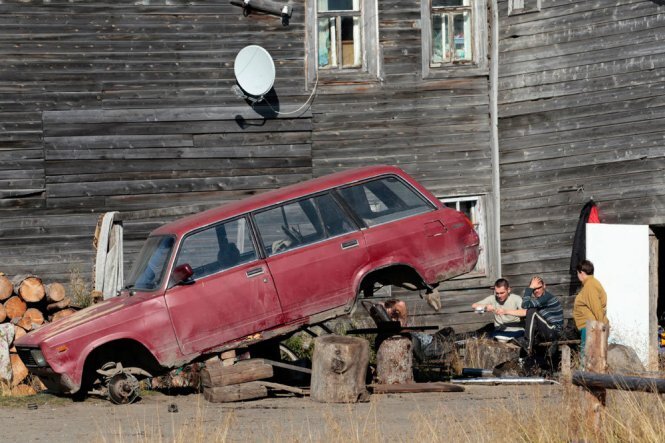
[16,348,37,367]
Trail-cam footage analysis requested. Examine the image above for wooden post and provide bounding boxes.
[583,320,609,436]
[560,344,571,382]
[310,335,370,403]
[376,335,413,385]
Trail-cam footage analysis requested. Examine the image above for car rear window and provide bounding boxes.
[337,176,434,226]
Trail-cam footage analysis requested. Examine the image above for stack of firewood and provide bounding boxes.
[0,272,78,395]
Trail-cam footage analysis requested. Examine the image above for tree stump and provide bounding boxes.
[376,335,414,385]
[310,335,370,403]
[0,274,13,301]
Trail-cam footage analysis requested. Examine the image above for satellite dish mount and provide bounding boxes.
[230,0,293,26]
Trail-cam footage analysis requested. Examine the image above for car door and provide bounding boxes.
[253,193,368,322]
[164,216,282,355]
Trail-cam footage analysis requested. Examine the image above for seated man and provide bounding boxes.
[496,276,563,354]
[471,278,524,341]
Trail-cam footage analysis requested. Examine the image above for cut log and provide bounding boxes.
[4,296,27,320]
[11,384,37,396]
[0,303,6,323]
[51,308,76,322]
[47,297,71,312]
[370,382,465,394]
[11,275,45,303]
[203,381,268,403]
[45,282,66,303]
[200,359,273,388]
[10,325,27,352]
[310,335,370,403]
[0,274,13,301]
[10,353,29,386]
[376,335,414,385]
[16,316,33,332]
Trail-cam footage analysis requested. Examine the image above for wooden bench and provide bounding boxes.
[537,339,581,379]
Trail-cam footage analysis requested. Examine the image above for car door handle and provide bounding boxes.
[246,267,264,277]
[341,239,359,250]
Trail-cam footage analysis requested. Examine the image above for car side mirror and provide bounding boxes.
[172,263,194,286]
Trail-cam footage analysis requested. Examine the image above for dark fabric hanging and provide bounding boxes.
[568,200,600,296]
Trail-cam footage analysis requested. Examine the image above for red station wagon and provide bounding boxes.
[16,165,479,402]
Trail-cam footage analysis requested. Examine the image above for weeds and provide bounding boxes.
[69,266,93,308]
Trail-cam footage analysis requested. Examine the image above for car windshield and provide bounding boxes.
[125,235,175,291]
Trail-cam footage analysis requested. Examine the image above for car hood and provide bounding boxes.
[15,295,138,347]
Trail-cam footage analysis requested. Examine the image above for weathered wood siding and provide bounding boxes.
[0,1,494,331]
[498,0,665,300]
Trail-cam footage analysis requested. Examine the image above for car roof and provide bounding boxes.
[151,165,407,237]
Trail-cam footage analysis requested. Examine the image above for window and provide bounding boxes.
[441,196,487,275]
[127,236,174,291]
[317,0,361,69]
[421,0,487,77]
[508,0,541,15]
[254,193,356,256]
[338,176,434,227]
[175,218,257,279]
[306,0,379,84]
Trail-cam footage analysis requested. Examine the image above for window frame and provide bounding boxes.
[440,195,488,277]
[421,0,488,79]
[306,0,380,87]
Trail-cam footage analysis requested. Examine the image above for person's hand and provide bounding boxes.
[485,304,495,313]
[529,276,543,289]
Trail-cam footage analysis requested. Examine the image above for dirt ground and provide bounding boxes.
[0,383,563,442]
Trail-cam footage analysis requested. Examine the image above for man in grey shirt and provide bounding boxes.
[472,278,524,341]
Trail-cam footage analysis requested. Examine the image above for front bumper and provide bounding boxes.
[15,347,79,394]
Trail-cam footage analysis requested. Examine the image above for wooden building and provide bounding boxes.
[1,0,663,331]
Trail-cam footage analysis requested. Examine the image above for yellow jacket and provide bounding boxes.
[573,275,608,330]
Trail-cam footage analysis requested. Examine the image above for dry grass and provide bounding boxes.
[69,266,93,308]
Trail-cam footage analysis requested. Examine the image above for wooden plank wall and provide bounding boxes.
[0,1,494,332]
[497,0,665,302]
[0,1,312,283]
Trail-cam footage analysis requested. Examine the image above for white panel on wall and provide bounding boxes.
[586,223,650,366]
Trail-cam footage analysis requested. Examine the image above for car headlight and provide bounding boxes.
[30,349,48,367]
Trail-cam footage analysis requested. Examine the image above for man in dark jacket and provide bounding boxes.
[496,276,563,354]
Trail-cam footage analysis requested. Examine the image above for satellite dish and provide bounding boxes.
[234,45,276,102]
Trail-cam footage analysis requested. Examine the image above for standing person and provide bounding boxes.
[472,278,524,340]
[573,260,608,353]
[497,276,563,354]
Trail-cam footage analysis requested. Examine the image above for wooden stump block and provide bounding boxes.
[0,274,13,301]
[11,384,37,396]
[376,335,413,385]
[310,335,370,403]
[0,303,6,323]
[203,381,268,403]
[47,297,71,312]
[200,359,274,388]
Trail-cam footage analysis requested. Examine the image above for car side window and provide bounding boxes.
[175,217,256,279]
[254,193,356,256]
[337,176,434,226]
